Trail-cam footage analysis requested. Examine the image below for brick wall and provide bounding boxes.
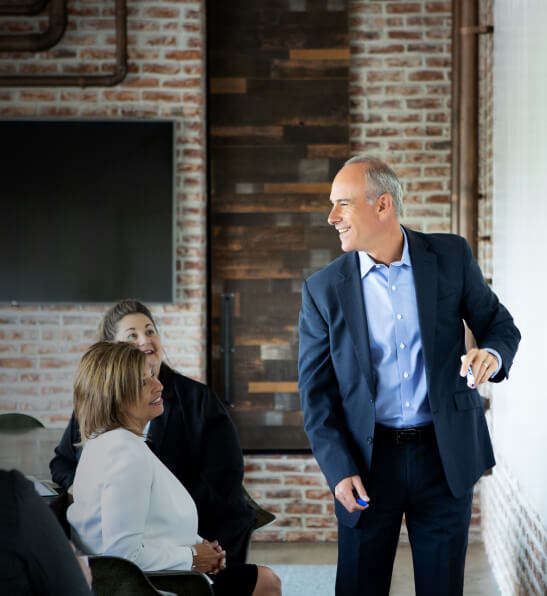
[1,0,485,544]
[349,0,452,233]
[482,457,547,595]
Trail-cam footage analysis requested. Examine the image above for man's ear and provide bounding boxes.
[376,193,393,215]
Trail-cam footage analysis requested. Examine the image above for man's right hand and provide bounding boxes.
[334,475,369,513]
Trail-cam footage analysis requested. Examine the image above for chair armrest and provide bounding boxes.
[89,555,214,596]
[146,570,214,596]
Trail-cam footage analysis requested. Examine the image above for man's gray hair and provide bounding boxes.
[344,155,403,215]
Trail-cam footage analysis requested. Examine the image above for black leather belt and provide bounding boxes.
[375,424,435,444]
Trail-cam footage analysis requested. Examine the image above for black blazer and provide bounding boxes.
[0,469,91,596]
[50,364,256,564]
[298,229,521,528]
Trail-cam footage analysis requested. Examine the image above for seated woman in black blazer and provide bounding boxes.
[50,298,256,566]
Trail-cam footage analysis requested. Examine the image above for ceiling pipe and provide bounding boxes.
[0,0,48,16]
[0,0,127,87]
[0,0,65,52]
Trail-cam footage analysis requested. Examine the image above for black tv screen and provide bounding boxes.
[0,119,175,303]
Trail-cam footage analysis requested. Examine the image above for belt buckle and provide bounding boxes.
[396,428,418,444]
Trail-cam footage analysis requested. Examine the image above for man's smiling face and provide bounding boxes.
[327,163,383,254]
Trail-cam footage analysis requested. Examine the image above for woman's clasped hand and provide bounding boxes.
[193,539,226,574]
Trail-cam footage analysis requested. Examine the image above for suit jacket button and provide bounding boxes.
[367,436,373,444]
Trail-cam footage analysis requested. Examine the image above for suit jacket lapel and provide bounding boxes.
[335,253,376,397]
[405,228,438,385]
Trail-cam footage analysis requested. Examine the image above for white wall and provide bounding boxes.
[492,0,547,524]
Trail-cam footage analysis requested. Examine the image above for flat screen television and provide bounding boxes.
[0,119,175,303]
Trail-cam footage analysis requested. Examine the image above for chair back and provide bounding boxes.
[89,556,172,596]
[242,485,277,561]
[0,413,45,431]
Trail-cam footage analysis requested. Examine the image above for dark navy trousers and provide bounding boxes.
[336,434,473,596]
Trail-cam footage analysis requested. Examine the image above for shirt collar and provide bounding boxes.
[358,226,411,279]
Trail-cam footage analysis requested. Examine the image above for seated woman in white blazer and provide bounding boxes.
[67,341,281,596]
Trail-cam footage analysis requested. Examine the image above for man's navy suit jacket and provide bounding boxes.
[298,228,521,528]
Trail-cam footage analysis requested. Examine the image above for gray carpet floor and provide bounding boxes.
[270,565,335,595]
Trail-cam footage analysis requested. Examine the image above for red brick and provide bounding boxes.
[284,475,324,486]
[128,21,161,32]
[426,57,450,67]
[305,517,337,528]
[386,3,421,14]
[265,489,302,499]
[408,43,445,53]
[0,358,34,368]
[145,8,179,18]
[368,44,405,55]
[407,16,447,26]
[20,90,56,101]
[407,181,444,191]
[385,86,422,96]
[425,2,451,12]
[388,31,423,40]
[39,107,79,117]
[305,489,332,500]
[407,98,442,109]
[265,463,301,472]
[388,114,421,123]
[388,141,423,151]
[367,71,402,82]
[103,91,140,101]
[62,64,100,74]
[285,503,322,514]
[409,70,444,81]
[39,357,80,369]
[366,127,400,137]
[276,517,302,528]
[165,50,201,60]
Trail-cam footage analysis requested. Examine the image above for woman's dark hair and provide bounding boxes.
[98,299,159,342]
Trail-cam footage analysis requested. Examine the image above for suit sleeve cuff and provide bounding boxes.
[483,347,502,378]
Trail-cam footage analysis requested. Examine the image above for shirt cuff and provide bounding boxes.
[483,348,502,378]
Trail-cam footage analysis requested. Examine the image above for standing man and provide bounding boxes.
[298,156,520,595]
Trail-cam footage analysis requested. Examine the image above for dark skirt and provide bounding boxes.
[211,563,258,596]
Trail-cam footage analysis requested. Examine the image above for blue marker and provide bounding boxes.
[466,365,475,388]
[356,497,369,507]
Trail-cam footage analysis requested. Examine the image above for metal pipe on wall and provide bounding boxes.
[451,0,480,256]
[0,0,48,16]
[0,0,65,52]
[0,0,127,87]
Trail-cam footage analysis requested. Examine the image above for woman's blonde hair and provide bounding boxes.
[74,341,146,442]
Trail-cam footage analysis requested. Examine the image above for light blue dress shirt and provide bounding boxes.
[359,228,431,428]
[359,228,501,429]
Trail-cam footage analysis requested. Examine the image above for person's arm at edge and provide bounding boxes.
[50,412,82,489]
[14,470,92,595]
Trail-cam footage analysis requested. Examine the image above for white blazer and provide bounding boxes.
[68,428,201,571]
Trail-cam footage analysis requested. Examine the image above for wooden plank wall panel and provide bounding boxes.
[207,0,348,450]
